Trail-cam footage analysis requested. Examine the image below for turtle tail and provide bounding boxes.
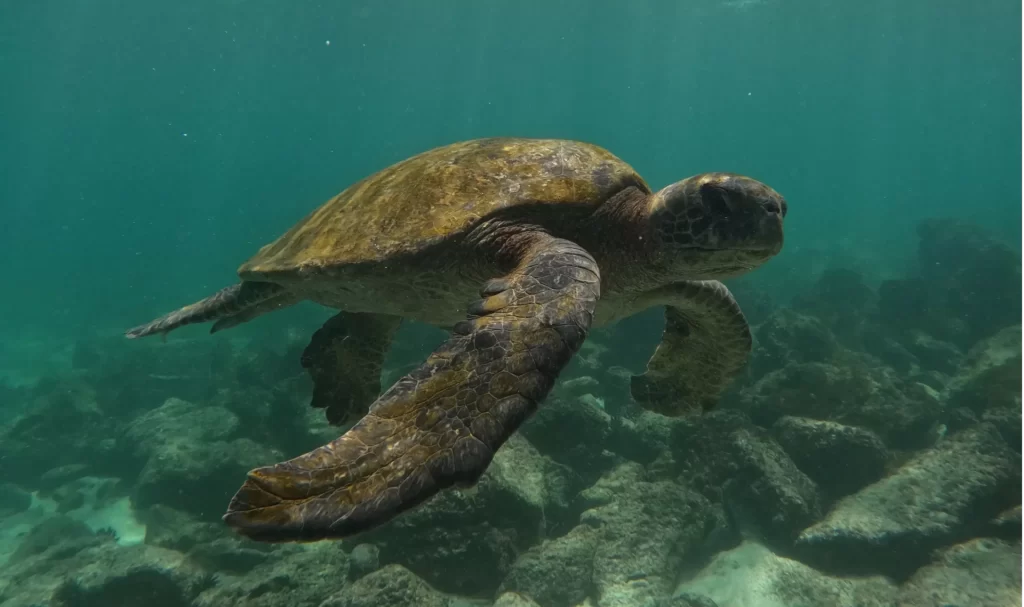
[125,281,295,339]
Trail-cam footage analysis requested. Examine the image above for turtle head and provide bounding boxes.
[646,173,786,278]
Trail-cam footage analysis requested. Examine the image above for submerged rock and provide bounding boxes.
[520,392,618,487]
[9,515,98,563]
[738,357,943,449]
[795,423,1021,578]
[985,505,1022,541]
[501,458,724,605]
[669,411,823,551]
[1,540,209,607]
[675,541,897,607]
[771,416,889,501]
[0,482,32,515]
[879,218,1022,348]
[897,538,1021,607]
[749,308,841,378]
[347,543,381,580]
[193,543,349,607]
[661,593,721,607]
[497,525,597,607]
[139,504,235,553]
[124,397,283,519]
[360,434,572,597]
[499,463,723,607]
[789,268,876,351]
[944,324,1022,413]
[493,591,542,607]
[319,564,449,607]
[0,377,119,487]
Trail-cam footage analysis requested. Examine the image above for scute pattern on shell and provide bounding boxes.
[238,138,647,277]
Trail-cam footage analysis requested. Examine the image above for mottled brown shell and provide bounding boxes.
[238,138,647,277]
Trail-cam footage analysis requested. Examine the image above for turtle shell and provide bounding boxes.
[238,137,648,278]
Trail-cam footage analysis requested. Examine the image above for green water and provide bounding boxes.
[0,1,1020,606]
[1,0,1019,336]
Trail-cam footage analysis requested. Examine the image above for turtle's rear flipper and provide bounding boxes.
[630,280,752,416]
[223,236,600,542]
[125,281,295,339]
[302,312,401,426]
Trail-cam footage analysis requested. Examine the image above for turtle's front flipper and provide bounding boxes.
[630,280,751,416]
[125,281,296,339]
[223,236,599,542]
[302,312,402,426]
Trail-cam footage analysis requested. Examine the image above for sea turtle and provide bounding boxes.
[126,137,786,543]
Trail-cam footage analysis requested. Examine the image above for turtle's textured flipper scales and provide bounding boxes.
[125,281,290,339]
[302,311,402,426]
[630,280,752,416]
[223,236,600,542]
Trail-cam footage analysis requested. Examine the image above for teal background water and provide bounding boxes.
[1,0,1019,342]
[0,3,1021,605]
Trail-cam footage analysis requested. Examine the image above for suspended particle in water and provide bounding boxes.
[326,40,331,46]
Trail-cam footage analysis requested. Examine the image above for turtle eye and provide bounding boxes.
[700,184,732,216]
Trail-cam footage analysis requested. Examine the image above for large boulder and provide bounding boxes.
[499,463,724,607]
[497,525,597,607]
[897,538,1021,607]
[0,536,210,607]
[748,309,841,379]
[879,218,1021,348]
[124,397,284,520]
[319,565,448,607]
[493,592,542,607]
[582,464,721,607]
[944,325,1021,413]
[675,541,897,607]
[520,391,619,488]
[0,377,122,487]
[771,416,889,501]
[360,434,572,597]
[795,423,1021,579]
[668,411,823,551]
[737,356,944,449]
[193,543,350,607]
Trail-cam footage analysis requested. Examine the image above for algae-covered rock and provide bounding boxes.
[750,308,841,378]
[0,377,118,486]
[124,397,283,519]
[319,564,448,607]
[9,515,98,562]
[772,416,888,500]
[1,541,209,607]
[879,218,1021,348]
[795,423,1021,578]
[347,543,380,580]
[0,482,32,515]
[193,543,350,607]
[138,504,235,553]
[738,357,943,449]
[944,324,1021,413]
[669,411,822,550]
[132,437,283,520]
[499,463,722,607]
[361,434,572,596]
[986,504,1022,541]
[675,541,897,607]
[497,525,597,607]
[520,392,618,487]
[897,538,1021,607]
[581,463,720,607]
[661,593,720,607]
[493,591,543,607]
